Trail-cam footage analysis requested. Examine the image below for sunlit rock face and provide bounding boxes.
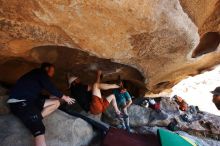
[180,0,220,35]
[0,0,220,92]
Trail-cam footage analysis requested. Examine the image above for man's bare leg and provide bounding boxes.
[41,99,60,118]
[92,70,122,115]
[36,99,59,146]
[35,135,46,146]
[92,82,121,114]
[92,83,119,97]
[98,83,119,90]
[123,107,130,132]
[106,94,121,114]
[95,70,119,89]
[93,69,117,93]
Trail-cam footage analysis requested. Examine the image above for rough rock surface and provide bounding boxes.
[103,97,220,140]
[0,85,9,114]
[103,103,169,127]
[1,83,220,145]
[0,110,96,146]
[180,0,220,35]
[0,0,220,93]
[0,95,9,115]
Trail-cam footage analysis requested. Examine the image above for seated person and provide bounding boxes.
[113,80,132,132]
[211,87,220,110]
[68,70,127,118]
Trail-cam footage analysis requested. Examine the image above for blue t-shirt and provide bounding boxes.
[113,89,131,106]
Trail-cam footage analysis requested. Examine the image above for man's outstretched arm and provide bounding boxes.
[39,72,75,104]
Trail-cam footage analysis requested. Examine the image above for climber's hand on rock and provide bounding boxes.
[62,95,75,105]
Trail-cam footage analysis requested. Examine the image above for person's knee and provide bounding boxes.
[35,134,46,146]
[110,94,116,99]
[93,83,99,89]
[53,100,60,108]
[33,126,45,138]
[107,94,115,102]
[29,118,45,137]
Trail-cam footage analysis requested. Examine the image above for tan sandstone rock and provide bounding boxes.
[0,0,220,93]
[0,110,96,146]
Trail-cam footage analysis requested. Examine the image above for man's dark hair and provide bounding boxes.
[40,62,54,70]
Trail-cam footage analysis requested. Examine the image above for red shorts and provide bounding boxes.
[90,95,110,115]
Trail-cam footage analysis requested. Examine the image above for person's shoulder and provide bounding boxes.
[124,90,131,96]
[29,68,50,81]
[124,90,129,94]
[124,91,128,94]
[27,68,42,74]
[36,68,49,76]
[19,68,39,78]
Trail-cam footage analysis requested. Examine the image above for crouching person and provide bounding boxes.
[113,80,132,132]
[7,63,75,146]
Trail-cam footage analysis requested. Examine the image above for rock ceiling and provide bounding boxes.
[0,0,220,93]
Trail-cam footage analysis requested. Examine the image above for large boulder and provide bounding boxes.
[128,105,152,126]
[103,97,220,140]
[0,0,220,93]
[0,110,96,146]
[160,98,180,115]
[103,104,169,127]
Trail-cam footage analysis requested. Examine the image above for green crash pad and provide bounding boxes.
[158,129,193,146]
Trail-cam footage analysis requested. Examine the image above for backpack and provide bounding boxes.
[174,96,188,111]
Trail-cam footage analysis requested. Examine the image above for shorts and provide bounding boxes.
[90,95,110,115]
[9,99,46,137]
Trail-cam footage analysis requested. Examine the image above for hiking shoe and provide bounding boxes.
[117,124,126,130]
[116,113,128,119]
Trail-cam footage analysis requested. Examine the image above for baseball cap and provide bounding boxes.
[68,76,78,88]
[211,87,220,96]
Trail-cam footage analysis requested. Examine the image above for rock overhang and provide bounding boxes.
[0,0,220,93]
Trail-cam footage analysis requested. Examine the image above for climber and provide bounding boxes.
[7,62,75,146]
[113,79,132,132]
[211,87,220,110]
[68,70,128,118]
